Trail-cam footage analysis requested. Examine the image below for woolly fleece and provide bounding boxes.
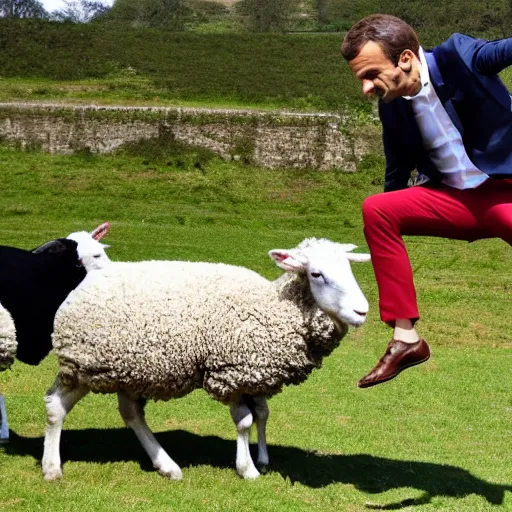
[0,303,16,370]
[53,260,346,403]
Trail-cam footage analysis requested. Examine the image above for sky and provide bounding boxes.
[41,0,114,13]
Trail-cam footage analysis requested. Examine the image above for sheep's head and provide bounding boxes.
[32,222,111,271]
[66,222,111,271]
[269,238,370,328]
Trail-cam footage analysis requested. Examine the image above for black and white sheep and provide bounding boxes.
[0,223,110,443]
[42,238,370,480]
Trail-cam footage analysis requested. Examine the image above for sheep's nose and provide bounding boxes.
[354,310,367,318]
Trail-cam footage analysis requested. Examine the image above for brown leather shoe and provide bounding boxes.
[358,338,431,388]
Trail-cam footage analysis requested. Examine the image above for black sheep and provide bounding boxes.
[0,223,110,442]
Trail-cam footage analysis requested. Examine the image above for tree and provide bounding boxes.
[51,0,111,22]
[0,0,48,18]
[237,0,300,32]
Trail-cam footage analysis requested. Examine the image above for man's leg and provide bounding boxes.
[358,184,487,388]
[478,179,512,244]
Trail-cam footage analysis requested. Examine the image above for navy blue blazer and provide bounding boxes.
[379,34,512,192]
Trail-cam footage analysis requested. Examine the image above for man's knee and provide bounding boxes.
[484,204,512,244]
[362,194,388,226]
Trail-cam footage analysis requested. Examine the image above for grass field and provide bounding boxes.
[0,143,511,511]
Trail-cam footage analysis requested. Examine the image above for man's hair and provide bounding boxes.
[341,14,420,65]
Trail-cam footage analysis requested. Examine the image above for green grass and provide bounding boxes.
[0,144,511,511]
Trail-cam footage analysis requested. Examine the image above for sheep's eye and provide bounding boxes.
[93,254,102,259]
[310,272,322,279]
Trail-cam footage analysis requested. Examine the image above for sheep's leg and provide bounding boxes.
[117,391,182,480]
[42,377,89,481]
[230,396,259,479]
[251,396,269,471]
[0,395,9,443]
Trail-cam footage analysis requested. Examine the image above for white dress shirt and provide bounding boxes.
[403,48,489,189]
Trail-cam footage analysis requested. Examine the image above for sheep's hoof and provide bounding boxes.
[158,466,183,481]
[256,462,269,475]
[43,468,63,481]
[239,466,260,480]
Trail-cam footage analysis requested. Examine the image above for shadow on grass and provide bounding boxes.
[4,428,511,509]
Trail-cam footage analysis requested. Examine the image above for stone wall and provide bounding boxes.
[0,103,379,170]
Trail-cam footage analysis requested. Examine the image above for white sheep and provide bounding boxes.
[42,238,370,481]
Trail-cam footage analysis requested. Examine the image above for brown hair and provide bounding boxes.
[341,14,420,65]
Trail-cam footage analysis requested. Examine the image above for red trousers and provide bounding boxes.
[362,179,512,324]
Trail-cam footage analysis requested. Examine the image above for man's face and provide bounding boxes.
[348,41,421,102]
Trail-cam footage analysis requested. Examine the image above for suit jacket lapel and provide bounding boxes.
[425,51,465,136]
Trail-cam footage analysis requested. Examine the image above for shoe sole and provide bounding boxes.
[357,353,431,389]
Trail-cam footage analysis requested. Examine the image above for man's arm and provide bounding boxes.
[454,34,512,76]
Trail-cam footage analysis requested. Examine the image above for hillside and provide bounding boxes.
[0,19,368,113]
[0,16,510,112]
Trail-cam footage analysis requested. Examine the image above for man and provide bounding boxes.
[340,15,512,388]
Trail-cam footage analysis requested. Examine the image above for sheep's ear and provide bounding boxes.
[346,252,371,262]
[31,241,56,254]
[32,239,77,254]
[268,250,306,272]
[90,222,110,241]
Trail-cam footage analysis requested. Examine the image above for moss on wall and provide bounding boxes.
[0,103,378,170]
